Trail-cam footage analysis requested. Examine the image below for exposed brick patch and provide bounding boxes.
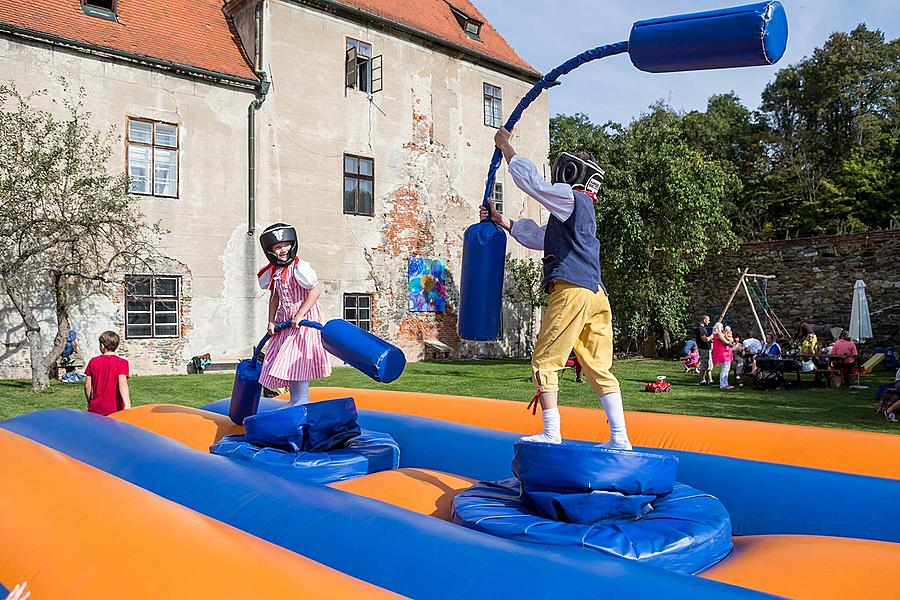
[375,186,436,257]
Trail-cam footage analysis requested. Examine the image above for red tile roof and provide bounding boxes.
[329,0,538,78]
[0,1,257,82]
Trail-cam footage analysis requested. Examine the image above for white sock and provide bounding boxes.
[597,392,632,450]
[284,380,310,408]
[520,407,561,444]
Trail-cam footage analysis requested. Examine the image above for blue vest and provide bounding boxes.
[542,191,604,293]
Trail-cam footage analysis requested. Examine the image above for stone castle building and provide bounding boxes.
[0,0,550,376]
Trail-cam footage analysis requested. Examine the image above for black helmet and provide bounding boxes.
[551,151,605,196]
[259,223,298,267]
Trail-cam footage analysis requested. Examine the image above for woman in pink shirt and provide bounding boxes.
[830,330,858,363]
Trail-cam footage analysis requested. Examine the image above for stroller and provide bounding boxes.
[754,356,796,391]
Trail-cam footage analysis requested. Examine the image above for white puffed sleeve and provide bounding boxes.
[257,265,273,290]
[293,260,319,289]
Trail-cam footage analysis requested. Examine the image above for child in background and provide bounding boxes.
[84,331,131,415]
[682,347,700,373]
[256,223,331,407]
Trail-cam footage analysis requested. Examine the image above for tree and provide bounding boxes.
[0,81,161,391]
[681,93,771,241]
[504,256,547,354]
[756,25,899,236]
[553,105,737,349]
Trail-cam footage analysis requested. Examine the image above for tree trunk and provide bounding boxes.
[2,274,50,391]
[1,272,70,391]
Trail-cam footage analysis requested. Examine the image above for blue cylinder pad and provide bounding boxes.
[458,221,507,341]
[452,441,733,574]
[229,357,264,425]
[212,398,399,484]
[320,319,406,383]
[629,1,788,73]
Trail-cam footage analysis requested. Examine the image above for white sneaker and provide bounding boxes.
[595,439,633,451]
[519,432,562,444]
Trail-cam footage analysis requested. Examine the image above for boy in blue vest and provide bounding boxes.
[481,127,631,449]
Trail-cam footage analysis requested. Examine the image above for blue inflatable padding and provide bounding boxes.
[513,440,678,495]
[318,319,406,384]
[229,357,264,424]
[629,1,788,73]
[243,398,361,453]
[0,583,7,596]
[210,429,399,484]
[525,488,656,524]
[457,221,507,341]
[317,406,900,544]
[1,409,769,599]
[453,478,733,575]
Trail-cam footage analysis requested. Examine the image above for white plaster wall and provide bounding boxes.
[0,38,256,377]
[257,0,550,360]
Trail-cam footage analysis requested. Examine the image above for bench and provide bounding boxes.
[424,339,453,361]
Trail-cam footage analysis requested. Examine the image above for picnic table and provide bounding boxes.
[796,353,855,387]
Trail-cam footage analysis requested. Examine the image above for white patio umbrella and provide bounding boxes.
[849,279,872,389]
[849,279,873,342]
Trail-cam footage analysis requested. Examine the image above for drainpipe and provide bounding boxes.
[248,0,270,236]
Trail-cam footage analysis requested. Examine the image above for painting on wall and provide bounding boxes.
[408,257,446,312]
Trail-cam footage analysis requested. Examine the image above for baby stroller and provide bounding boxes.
[754,356,795,391]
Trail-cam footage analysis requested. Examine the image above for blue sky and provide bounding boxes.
[474,0,900,124]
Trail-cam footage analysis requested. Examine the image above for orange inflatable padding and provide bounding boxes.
[310,387,900,480]
[111,404,242,451]
[331,468,476,520]
[701,534,899,599]
[0,429,398,600]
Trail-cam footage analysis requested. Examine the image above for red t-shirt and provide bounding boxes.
[84,354,130,415]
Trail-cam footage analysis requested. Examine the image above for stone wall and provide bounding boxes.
[686,230,900,348]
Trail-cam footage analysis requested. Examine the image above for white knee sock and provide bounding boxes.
[520,407,562,444]
[284,380,310,407]
[597,391,632,450]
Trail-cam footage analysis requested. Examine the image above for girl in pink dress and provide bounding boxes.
[256,223,331,406]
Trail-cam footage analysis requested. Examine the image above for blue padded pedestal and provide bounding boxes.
[453,441,732,574]
[213,397,399,484]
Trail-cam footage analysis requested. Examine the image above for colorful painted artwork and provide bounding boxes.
[408,257,446,312]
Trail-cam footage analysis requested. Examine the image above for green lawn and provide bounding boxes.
[1,359,897,433]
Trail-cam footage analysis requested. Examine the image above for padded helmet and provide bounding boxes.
[259,223,298,267]
[551,151,605,196]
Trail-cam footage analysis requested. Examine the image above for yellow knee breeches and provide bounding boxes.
[531,282,620,396]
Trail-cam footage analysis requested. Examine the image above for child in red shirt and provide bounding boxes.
[84,330,131,416]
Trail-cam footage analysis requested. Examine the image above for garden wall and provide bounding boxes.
[686,230,900,348]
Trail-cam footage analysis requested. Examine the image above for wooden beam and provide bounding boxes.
[742,278,767,341]
[719,268,749,323]
[745,274,777,279]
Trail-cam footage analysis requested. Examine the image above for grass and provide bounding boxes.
[1,358,897,433]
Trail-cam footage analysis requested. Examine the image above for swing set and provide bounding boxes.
[718,268,791,341]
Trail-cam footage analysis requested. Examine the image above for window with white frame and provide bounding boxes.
[345,38,382,94]
[127,118,178,197]
[343,294,372,331]
[125,275,181,338]
[492,181,504,214]
[483,83,502,128]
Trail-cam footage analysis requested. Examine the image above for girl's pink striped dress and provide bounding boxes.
[258,259,332,388]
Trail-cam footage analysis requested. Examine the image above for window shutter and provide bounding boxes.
[345,46,357,89]
[371,54,383,94]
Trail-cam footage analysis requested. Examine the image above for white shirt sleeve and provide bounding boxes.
[509,155,575,221]
[293,260,319,289]
[509,218,546,251]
